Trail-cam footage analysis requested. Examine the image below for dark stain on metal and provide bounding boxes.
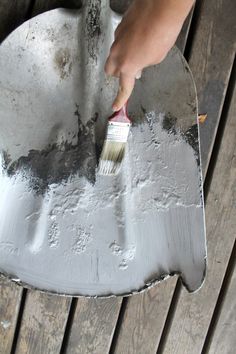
[184,124,200,165]
[54,48,72,79]
[127,105,146,127]
[2,151,11,169]
[85,0,102,62]
[3,106,99,194]
[145,112,160,149]
[162,112,177,134]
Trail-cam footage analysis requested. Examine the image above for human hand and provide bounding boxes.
[105,0,195,111]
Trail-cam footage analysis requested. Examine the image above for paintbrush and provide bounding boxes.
[98,103,131,176]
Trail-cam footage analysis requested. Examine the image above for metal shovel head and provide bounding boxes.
[0,2,206,297]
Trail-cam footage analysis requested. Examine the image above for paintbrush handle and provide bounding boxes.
[109,103,131,124]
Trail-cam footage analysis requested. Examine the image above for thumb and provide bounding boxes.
[112,73,135,111]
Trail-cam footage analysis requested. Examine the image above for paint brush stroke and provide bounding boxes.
[0,115,206,296]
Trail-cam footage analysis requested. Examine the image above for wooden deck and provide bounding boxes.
[0,0,235,353]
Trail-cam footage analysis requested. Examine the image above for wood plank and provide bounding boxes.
[0,0,32,42]
[208,258,236,354]
[14,290,71,354]
[65,297,122,354]
[0,278,23,354]
[159,63,236,354]
[188,0,236,176]
[113,277,178,354]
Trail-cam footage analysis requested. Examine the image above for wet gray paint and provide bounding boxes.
[5,110,99,194]
[0,1,206,296]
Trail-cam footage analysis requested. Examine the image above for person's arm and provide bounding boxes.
[105,0,195,111]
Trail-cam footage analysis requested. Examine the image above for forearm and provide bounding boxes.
[106,0,196,111]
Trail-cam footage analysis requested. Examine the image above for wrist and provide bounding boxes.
[142,0,195,25]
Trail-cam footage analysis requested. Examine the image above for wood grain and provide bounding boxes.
[188,0,236,176]
[208,261,236,354]
[0,278,23,354]
[0,0,32,42]
[65,297,122,354]
[113,277,178,354]
[160,64,236,354]
[14,290,71,354]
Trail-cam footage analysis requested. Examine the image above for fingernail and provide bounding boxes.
[112,105,119,112]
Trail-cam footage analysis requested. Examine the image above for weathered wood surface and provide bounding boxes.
[160,64,236,354]
[208,254,236,354]
[188,0,236,176]
[65,297,122,354]
[0,0,32,42]
[113,277,178,354]
[0,278,23,354]
[14,290,71,354]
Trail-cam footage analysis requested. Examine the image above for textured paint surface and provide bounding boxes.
[0,1,206,296]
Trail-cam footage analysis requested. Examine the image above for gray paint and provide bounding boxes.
[0,1,206,296]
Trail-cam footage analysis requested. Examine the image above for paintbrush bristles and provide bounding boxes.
[98,104,131,176]
[98,141,126,175]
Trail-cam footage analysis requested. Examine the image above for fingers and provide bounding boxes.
[135,70,142,79]
[112,73,135,112]
[105,55,120,78]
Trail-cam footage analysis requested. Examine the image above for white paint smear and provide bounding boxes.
[0,114,206,296]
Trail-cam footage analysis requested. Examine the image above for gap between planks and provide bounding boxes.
[157,55,236,354]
